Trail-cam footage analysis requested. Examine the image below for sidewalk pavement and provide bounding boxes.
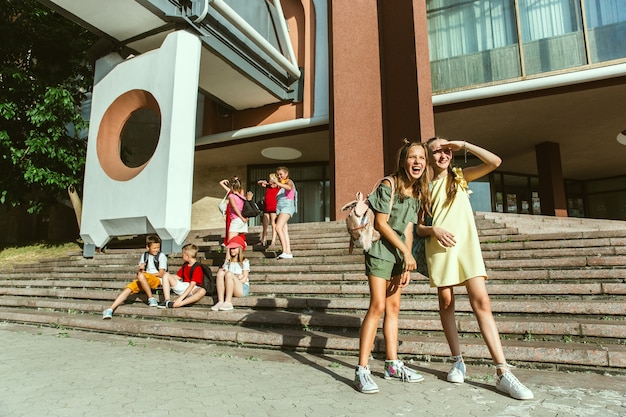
[1,323,625,417]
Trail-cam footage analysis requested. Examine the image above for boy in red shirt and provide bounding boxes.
[158,243,207,308]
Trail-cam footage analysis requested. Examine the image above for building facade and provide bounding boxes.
[35,0,626,249]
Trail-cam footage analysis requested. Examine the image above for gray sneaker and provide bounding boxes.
[354,365,379,394]
[384,360,424,382]
[447,359,466,383]
[102,309,113,320]
[496,372,534,400]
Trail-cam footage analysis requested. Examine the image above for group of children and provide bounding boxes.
[102,138,534,401]
[220,166,296,259]
[102,234,250,319]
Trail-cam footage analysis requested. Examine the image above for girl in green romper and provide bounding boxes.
[354,140,431,394]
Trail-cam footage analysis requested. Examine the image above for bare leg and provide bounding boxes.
[275,213,291,254]
[465,277,507,373]
[215,269,226,303]
[358,275,387,366]
[173,288,207,308]
[109,288,133,311]
[382,275,403,360]
[269,212,277,245]
[438,286,461,356]
[137,272,155,299]
[161,273,174,301]
[260,213,269,243]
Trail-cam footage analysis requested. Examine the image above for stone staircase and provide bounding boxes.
[0,214,625,373]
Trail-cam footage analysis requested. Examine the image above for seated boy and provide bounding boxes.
[103,234,170,319]
[158,243,207,308]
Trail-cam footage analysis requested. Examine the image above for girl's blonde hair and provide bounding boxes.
[392,139,431,215]
[426,136,457,207]
[226,246,246,263]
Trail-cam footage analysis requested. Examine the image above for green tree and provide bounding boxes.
[0,0,95,212]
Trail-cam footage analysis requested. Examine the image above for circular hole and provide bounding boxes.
[120,108,161,168]
[97,89,161,181]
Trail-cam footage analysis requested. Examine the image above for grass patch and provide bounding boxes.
[0,241,81,268]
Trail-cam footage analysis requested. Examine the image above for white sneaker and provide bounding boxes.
[354,365,379,394]
[496,372,534,400]
[148,297,158,307]
[211,302,224,311]
[277,253,293,259]
[384,360,424,382]
[447,359,466,383]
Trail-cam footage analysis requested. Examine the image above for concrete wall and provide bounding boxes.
[190,164,248,231]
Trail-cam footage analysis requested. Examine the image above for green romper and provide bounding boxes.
[365,181,419,279]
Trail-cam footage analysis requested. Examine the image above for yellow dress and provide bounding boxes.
[426,172,487,288]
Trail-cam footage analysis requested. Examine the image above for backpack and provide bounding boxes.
[340,176,395,254]
[234,193,262,218]
[185,261,216,295]
[142,251,162,271]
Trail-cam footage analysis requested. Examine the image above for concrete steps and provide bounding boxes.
[1,215,625,373]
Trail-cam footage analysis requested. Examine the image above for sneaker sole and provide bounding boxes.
[496,386,534,400]
[384,375,424,382]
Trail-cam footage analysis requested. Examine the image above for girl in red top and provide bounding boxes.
[257,177,279,247]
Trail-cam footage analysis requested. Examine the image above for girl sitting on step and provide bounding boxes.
[415,137,533,400]
[354,139,431,394]
[212,235,250,311]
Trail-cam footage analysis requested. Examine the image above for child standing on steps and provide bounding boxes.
[103,234,168,319]
[354,140,431,394]
[270,167,296,259]
[415,137,533,400]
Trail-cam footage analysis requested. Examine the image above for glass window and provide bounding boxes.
[468,180,493,212]
[428,0,520,91]
[518,0,587,74]
[585,0,626,62]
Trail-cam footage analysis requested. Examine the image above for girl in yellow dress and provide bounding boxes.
[416,137,534,400]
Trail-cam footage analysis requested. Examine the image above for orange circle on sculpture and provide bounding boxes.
[96,89,162,181]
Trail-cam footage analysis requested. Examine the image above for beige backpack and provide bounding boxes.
[340,176,395,254]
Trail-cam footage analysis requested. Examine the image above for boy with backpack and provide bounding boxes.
[103,234,169,319]
[157,243,210,308]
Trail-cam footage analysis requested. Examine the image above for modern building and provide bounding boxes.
[37,0,626,248]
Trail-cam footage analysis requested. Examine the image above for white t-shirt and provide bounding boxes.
[221,259,250,283]
[139,252,168,273]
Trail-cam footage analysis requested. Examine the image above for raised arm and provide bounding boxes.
[446,140,501,183]
[219,179,231,193]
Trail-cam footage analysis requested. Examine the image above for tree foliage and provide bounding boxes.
[0,0,96,212]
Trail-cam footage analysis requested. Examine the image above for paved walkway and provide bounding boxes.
[1,323,625,417]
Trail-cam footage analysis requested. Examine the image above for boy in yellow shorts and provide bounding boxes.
[102,234,168,319]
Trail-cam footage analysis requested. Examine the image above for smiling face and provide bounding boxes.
[276,169,288,182]
[404,144,427,182]
[428,138,453,176]
[147,242,161,255]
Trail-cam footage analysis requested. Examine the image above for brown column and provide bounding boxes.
[535,141,568,217]
[378,0,435,170]
[329,1,386,219]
